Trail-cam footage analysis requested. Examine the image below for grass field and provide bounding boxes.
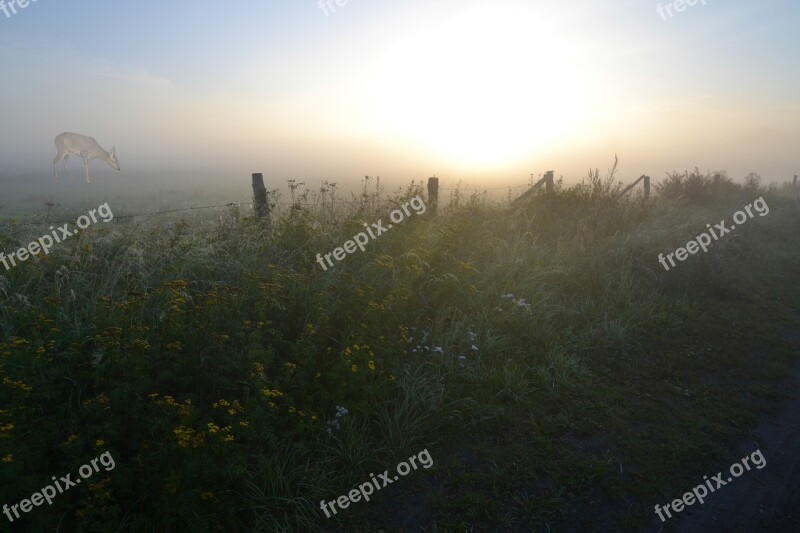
[1,170,799,532]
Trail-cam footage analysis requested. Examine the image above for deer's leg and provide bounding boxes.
[83,155,91,184]
[53,153,62,182]
[62,154,74,182]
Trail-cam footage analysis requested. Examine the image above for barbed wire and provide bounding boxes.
[439,184,529,191]
[0,201,251,229]
[0,183,533,230]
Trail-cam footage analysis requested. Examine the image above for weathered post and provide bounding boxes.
[251,173,270,225]
[427,176,439,216]
[643,175,651,199]
[794,175,798,190]
[545,171,554,194]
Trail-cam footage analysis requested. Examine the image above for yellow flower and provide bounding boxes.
[311,415,317,422]
[3,378,32,392]
[284,362,297,372]
[2,454,13,463]
[351,364,358,373]
[95,439,105,448]
[238,421,249,427]
[165,341,183,352]
[64,434,78,444]
[368,360,376,372]
[201,491,214,501]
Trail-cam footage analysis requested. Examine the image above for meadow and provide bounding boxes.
[1,169,798,532]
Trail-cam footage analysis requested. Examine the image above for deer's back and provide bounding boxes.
[55,132,98,150]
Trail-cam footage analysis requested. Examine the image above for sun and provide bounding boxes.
[371,3,587,168]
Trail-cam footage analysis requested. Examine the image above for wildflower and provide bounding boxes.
[165,341,183,352]
[2,455,12,463]
[3,378,32,392]
[0,423,14,439]
[95,439,105,448]
[471,345,479,351]
[367,360,376,372]
[201,492,214,501]
[434,346,444,354]
[64,434,78,444]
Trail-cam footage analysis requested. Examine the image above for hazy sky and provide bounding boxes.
[1,0,798,189]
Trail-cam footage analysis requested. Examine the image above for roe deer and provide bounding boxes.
[53,132,120,183]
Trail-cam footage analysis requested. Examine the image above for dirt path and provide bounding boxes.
[669,358,800,532]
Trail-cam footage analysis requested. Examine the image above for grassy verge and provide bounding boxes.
[1,173,798,531]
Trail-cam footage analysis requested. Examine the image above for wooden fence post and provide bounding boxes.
[643,175,651,199]
[252,173,270,225]
[544,171,554,194]
[427,176,439,216]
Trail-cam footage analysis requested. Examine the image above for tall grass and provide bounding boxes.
[0,172,796,531]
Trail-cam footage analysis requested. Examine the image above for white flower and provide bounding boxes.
[434,346,444,354]
[471,345,479,351]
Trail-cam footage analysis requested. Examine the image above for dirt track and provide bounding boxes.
[670,359,800,532]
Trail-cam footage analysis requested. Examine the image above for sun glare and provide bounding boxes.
[372,4,588,168]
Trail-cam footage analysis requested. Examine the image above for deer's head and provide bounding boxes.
[107,147,121,171]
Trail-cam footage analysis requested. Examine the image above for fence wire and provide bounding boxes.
[0,182,532,231]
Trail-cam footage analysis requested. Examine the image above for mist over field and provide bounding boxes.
[1,1,799,532]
